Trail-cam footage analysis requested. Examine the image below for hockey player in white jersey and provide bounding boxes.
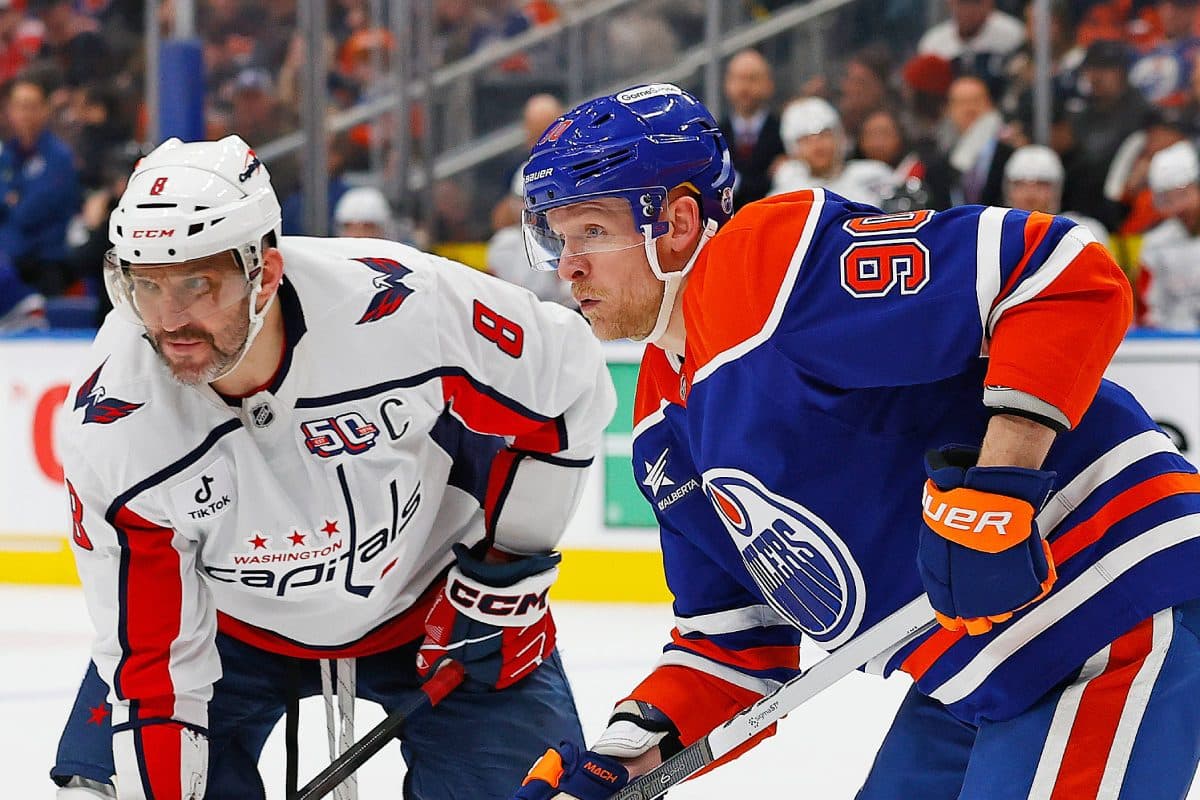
[48,135,615,799]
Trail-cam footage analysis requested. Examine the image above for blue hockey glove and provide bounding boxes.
[918,445,1058,635]
[512,742,630,800]
[419,542,560,689]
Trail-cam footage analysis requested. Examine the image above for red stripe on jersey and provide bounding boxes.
[112,506,181,706]
[441,374,565,452]
[903,471,1199,681]
[626,665,776,774]
[1049,616,1155,800]
[634,345,685,427]
[682,191,816,378]
[483,448,522,538]
[994,211,1055,307]
[139,723,183,800]
[985,241,1132,428]
[668,627,800,675]
[217,580,440,658]
[1052,472,1200,564]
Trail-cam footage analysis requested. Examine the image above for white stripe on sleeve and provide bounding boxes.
[987,224,1097,336]
[974,206,1007,356]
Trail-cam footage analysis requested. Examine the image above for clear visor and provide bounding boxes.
[103,248,254,327]
[522,189,670,272]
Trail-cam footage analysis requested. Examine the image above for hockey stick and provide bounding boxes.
[292,660,465,800]
[609,594,938,800]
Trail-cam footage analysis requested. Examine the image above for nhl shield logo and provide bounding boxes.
[704,468,866,648]
[251,402,275,428]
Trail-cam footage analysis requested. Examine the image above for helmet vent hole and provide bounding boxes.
[133,250,141,257]
[195,206,209,211]
[210,217,225,226]
[136,203,176,209]
[115,226,123,236]
[187,223,204,236]
[168,248,176,256]
[592,113,614,126]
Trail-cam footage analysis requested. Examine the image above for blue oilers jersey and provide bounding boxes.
[623,190,1200,744]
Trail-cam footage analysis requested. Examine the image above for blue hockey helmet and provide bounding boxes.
[522,83,734,272]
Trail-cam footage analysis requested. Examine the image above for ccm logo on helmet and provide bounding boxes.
[922,489,1013,534]
[448,579,549,616]
[130,229,176,238]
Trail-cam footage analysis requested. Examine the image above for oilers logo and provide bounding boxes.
[704,468,865,648]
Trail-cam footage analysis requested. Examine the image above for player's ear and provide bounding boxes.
[664,192,702,254]
[256,243,285,312]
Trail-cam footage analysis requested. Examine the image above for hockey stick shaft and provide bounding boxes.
[293,660,465,800]
[610,594,938,800]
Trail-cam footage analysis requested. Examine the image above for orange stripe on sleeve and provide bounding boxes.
[994,211,1055,307]
[669,628,800,674]
[626,665,777,776]
[985,241,1133,428]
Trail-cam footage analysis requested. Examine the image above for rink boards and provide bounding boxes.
[1,331,1197,601]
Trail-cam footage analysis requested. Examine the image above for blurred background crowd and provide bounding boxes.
[2,0,1200,333]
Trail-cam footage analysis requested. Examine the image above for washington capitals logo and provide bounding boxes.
[355,257,415,325]
[74,359,143,425]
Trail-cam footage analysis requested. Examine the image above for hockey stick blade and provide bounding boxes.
[609,594,937,800]
[293,660,465,800]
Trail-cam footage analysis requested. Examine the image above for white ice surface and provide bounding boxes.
[2,587,1195,798]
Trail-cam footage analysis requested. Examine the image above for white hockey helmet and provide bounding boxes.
[1148,140,1200,195]
[1004,145,1065,185]
[780,97,842,156]
[104,135,282,378]
[334,185,395,237]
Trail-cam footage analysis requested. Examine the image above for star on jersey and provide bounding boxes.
[87,703,110,726]
[74,359,143,425]
[354,257,415,324]
[321,520,339,536]
[642,448,675,497]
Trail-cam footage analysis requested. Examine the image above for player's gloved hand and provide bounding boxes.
[512,742,630,800]
[419,542,559,689]
[918,445,1058,635]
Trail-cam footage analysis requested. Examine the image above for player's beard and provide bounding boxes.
[573,279,664,342]
[149,304,251,386]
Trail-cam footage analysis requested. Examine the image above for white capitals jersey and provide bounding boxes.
[61,236,615,741]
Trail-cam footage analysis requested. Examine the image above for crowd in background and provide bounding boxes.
[2,0,1200,333]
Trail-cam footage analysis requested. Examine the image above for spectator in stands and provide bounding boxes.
[1069,39,1153,228]
[1004,144,1110,243]
[67,82,132,191]
[27,0,115,87]
[838,44,894,142]
[0,1,44,83]
[227,67,299,199]
[490,93,565,239]
[0,72,80,296]
[280,132,357,235]
[1104,105,1192,237]
[485,196,572,307]
[333,185,412,243]
[1137,141,1200,329]
[1129,0,1200,107]
[926,74,1011,206]
[1001,0,1084,115]
[770,97,894,204]
[718,48,784,210]
[854,107,928,187]
[918,0,1025,86]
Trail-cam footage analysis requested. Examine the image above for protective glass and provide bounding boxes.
[103,249,253,327]
[522,189,670,272]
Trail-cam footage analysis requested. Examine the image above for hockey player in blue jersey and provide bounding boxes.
[511,84,1200,800]
[48,136,616,799]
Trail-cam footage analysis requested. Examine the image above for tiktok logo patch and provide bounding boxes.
[169,458,236,524]
[703,468,866,648]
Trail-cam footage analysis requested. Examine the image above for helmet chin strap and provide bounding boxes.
[210,274,275,382]
[640,218,718,348]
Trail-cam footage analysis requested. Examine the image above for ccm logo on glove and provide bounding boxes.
[921,482,1035,553]
[448,579,549,618]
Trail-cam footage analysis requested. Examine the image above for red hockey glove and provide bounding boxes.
[512,742,630,800]
[918,445,1058,635]
[418,542,559,689]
